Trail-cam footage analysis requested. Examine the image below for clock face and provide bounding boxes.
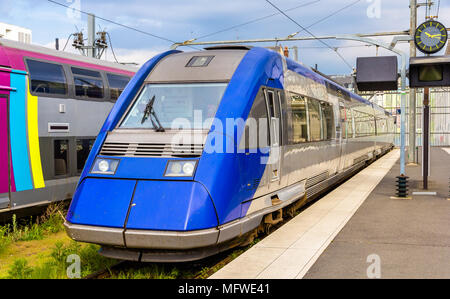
[415,21,448,54]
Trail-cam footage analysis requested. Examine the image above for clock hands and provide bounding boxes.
[424,32,442,39]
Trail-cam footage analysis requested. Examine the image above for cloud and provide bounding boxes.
[4,0,450,74]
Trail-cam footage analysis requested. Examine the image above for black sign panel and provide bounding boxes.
[409,56,450,88]
[356,56,398,91]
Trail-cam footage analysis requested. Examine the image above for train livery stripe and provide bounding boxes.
[9,70,33,192]
[26,78,45,189]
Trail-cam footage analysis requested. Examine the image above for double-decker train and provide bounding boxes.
[65,46,395,262]
[0,38,136,216]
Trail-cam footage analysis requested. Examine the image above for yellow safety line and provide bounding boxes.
[26,79,45,189]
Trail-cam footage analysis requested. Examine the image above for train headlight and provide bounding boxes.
[90,158,120,175]
[164,160,198,177]
[98,160,110,172]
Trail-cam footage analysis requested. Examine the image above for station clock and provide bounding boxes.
[415,20,448,54]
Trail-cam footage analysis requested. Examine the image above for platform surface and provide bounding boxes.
[211,149,401,279]
[304,147,450,279]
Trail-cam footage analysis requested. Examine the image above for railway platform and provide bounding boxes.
[210,147,450,279]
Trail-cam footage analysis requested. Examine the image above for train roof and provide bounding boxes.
[145,49,248,83]
[0,38,138,73]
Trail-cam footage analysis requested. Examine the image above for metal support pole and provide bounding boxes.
[423,87,430,189]
[87,13,96,58]
[408,0,417,164]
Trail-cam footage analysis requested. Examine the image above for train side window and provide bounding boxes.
[354,109,373,137]
[320,102,334,140]
[347,108,354,137]
[27,60,67,95]
[244,88,270,149]
[54,140,69,176]
[71,67,104,99]
[339,105,347,139]
[376,117,387,135]
[290,94,308,143]
[307,98,322,141]
[76,139,95,173]
[267,91,275,118]
[107,73,130,101]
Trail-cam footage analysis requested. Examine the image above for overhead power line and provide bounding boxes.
[302,0,362,34]
[264,0,354,70]
[105,32,119,63]
[193,0,321,41]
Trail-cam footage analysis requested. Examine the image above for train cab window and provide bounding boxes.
[107,73,130,101]
[54,140,69,176]
[320,102,334,140]
[307,98,322,142]
[27,60,67,95]
[120,83,227,130]
[76,139,94,173]
[291,95,308,143]
[72,67,104,99]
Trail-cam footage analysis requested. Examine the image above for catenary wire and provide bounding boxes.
[265,0,354,70]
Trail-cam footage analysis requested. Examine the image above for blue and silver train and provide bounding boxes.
[65,46,395,262]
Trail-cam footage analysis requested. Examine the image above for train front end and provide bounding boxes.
[64,47,283,262]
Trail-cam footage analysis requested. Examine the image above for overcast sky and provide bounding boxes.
[1,0,449,74]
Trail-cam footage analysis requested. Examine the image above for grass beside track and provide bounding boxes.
[0,204,117,279]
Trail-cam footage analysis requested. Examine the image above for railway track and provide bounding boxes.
[82,203,309,279]
[82,250,237,279]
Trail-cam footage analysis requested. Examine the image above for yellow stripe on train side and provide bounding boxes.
[26,79,45,189]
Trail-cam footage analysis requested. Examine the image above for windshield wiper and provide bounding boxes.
[140,95,165,132]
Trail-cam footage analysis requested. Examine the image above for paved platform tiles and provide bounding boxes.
[210,149,400,279]
[304,147,450,279]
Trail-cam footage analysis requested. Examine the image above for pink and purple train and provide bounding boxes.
[0,38,136,216]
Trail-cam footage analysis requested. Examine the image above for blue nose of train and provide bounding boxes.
[67,178,219,231]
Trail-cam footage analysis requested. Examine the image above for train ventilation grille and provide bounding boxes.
[100,142,204,158]
[305,171,329,189]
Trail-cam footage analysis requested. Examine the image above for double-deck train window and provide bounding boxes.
[72,67,104,99]
[76,139,95,173]
[27,60,67,95]
[54,140,69,176]
[291,95,308,143]
[107,73,130,101]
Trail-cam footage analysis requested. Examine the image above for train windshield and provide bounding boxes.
[119,83,228,130]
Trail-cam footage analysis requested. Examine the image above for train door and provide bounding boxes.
[264,89,282,189]
[0,94,10,209]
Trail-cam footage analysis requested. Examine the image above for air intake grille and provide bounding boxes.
[100,142,204,158]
